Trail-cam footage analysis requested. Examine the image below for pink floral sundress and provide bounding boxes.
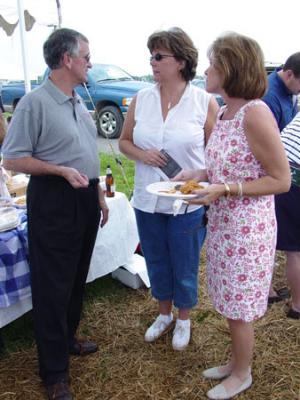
[205,100,276,322]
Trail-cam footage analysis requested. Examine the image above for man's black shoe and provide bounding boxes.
[286,307,300,319]
[46,381,73,400]
[69,338,98,356]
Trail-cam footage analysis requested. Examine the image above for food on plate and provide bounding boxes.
[157,180,205,195]
[178,180,204,194]
[14,196,26,206]
[158,189,177,194]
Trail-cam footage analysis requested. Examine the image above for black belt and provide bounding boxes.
[31,175,99,186]
[88,178,99,186]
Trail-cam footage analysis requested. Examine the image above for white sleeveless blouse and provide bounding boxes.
[132,82,211,214]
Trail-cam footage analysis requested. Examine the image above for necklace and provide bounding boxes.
[162,83,187,112]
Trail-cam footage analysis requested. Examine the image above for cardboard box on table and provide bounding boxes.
[7,182,27,198]
[6,174,28,198]
[112,253,150,290]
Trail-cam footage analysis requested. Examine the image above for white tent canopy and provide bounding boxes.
[0,0,58,86]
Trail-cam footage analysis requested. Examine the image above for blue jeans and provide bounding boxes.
[135,208,206,309]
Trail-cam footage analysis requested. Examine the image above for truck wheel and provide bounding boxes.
[96,105,123,139]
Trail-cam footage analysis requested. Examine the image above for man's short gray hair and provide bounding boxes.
[43,28,89,69]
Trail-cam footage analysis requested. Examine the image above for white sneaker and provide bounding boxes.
[172,319,191,351]
[144,313,174,342]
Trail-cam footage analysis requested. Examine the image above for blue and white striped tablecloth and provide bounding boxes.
[0,210,31,308]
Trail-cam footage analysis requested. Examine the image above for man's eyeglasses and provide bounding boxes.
[71,53,91,63]
[80,54,91,63]
[150,53,175,62]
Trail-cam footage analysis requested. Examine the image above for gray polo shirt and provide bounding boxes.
[2,79,100,179]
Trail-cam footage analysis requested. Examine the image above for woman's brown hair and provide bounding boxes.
[208,32,267,99]
[147,27,198,82]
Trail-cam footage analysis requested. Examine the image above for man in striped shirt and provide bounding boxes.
[273,113,300,319]
[281,112,300,172]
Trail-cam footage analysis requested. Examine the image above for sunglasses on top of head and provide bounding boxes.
[150,53,175,62]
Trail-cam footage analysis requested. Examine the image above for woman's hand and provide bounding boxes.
[172,169,208,182]
[188,183,225,206]
[141,149,167,167]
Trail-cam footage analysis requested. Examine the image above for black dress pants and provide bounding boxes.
[27,176,100,385]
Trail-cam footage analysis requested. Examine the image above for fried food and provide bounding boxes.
[179,180,204,194]
[158,189,177,194]
[14,196,26,205]
[156,181,204,195]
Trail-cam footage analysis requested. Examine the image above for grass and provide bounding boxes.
[1,252,299,400]
[1,157,300,399]
[0,275,130,355]
[100,154,135,199]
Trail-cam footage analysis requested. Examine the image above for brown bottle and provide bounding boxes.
[105,165,115,197]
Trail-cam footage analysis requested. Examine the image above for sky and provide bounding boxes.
[0,0,300,80]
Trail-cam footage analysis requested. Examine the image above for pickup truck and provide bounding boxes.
[2,64,152,138]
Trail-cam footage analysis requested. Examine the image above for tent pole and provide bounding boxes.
[16,0,31,93]
[56,0,62,28]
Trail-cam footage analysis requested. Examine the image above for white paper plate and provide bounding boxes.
[0,219,20,232]
[146,181,208,199]
[0,207,20,232]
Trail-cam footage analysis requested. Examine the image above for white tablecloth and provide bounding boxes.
[0,192,139,328]
[87,192,139,281]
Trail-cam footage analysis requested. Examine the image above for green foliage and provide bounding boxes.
[0,311,35,355]
[100,154,135,199]
[85,274,127,302]
[132,74,154,82]
[195,310,210,324]
[0,276,130,355]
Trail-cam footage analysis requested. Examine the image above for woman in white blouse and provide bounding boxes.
[119,27,218,350]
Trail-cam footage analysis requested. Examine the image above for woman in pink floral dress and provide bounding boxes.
[175,33,290,399]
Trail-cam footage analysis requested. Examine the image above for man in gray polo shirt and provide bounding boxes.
[2,28,108,400]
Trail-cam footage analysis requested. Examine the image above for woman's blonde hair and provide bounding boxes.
[208,32,267,99]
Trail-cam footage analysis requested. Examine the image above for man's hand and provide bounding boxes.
[99,199,109,227]
[61,167,89,188]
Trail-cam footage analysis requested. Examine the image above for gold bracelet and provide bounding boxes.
[237,182,243,197]
[223,182,231,198]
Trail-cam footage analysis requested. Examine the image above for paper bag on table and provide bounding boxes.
[0,166,11,200]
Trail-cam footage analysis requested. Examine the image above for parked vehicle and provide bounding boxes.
[192,78,224,106]
[2,64,152,138]
[193,63,286,108]
[265,62,282,75]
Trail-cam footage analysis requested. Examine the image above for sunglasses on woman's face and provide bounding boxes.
[150,53,175,62]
